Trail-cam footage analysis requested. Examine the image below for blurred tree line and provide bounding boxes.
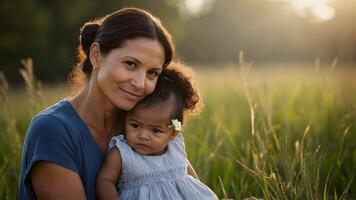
[1,0,356,83]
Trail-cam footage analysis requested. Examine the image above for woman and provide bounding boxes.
[19,8,176,199]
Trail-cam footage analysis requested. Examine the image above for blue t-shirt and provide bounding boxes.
[19,99,105,200]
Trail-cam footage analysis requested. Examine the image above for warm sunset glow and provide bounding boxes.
[270,0,335,21]
[182,0,336,21]
[291,0,335,20]
[178,0,214,18]
[184,0,206,14]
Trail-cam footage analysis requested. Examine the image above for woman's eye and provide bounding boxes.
[147,70,160,78]
[152,128,162,134]
[130,123,140,128]
[125,61,136,69]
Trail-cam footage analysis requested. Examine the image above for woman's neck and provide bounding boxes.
[70,82,123,139]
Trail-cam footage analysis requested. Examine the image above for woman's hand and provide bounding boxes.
[30,161,86,199]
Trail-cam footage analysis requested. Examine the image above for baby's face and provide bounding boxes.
[124,98,177,156]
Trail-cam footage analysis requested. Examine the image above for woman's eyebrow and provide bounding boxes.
[122,56,163,70]
[122,56,142,64]
[150,68,163,72]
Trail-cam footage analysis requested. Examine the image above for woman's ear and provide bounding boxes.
[89,42,101,70]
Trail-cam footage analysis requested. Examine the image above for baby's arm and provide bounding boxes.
[96,147,122,200]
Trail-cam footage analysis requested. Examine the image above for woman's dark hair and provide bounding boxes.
[137,62,202,124]
[69,7,175,91]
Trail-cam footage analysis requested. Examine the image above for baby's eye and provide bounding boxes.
[130,123,140,129]
[152,128,162,134]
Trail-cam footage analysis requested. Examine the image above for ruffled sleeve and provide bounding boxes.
[109,135,137,181]
[108,135,135,173]
[109,135,132,155]
[109,135,124,149]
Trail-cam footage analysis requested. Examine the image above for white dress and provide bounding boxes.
[109,134,218,200]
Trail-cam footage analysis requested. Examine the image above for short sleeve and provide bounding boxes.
[109,135,123,149]
[109,135,131,155]
[22,114,79,193]
[108,135,135,176]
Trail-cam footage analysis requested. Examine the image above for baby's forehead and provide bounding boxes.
[135,94,176,110]
[125,99,176,125]
[128,96,175,115]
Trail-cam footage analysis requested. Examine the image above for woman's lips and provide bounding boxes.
[119,87,142,99]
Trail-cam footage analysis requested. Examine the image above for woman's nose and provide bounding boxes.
[130,71,145,90]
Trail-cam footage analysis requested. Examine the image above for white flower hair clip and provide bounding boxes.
[169,119,182,132]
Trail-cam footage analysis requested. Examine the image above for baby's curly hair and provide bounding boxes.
[138,61,202,124]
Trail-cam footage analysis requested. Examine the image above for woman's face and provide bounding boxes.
[94,37,165,111]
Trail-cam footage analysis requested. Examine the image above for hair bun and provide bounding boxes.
[80,23,99,51]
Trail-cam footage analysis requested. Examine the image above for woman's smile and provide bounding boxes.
[119,87,143,100]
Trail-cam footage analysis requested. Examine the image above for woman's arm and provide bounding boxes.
[96,147,122,200]
[187,160,199,179]
[30,162,86,199]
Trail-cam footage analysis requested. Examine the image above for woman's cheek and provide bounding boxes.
[145,79,158,95]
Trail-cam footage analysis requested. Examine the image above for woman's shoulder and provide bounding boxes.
[23,100,88,169]
[25,114,72,149]
[34,99,73,120]
[31,99,81,130]
[26,99,80,143]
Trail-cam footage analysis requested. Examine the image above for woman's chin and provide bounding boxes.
[113,100,138,111]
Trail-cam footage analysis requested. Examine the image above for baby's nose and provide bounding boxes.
[137,130,150,140]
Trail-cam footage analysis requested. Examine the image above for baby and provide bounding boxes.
[96,65,218,200]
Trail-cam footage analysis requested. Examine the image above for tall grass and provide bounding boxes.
[0,59,65,199]
[0,57,355,199]
[184,54,355,199]
[0,69,21,199]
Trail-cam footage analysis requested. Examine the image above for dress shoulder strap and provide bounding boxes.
[170,133,187,157]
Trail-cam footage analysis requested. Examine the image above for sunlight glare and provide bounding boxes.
[268,0,335,21]
[290,0,335,21]
[311,4,335,20]
[178,0,214,19]
[184,0,205,14]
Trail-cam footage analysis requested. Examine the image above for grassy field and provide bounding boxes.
[0,58,355,199]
